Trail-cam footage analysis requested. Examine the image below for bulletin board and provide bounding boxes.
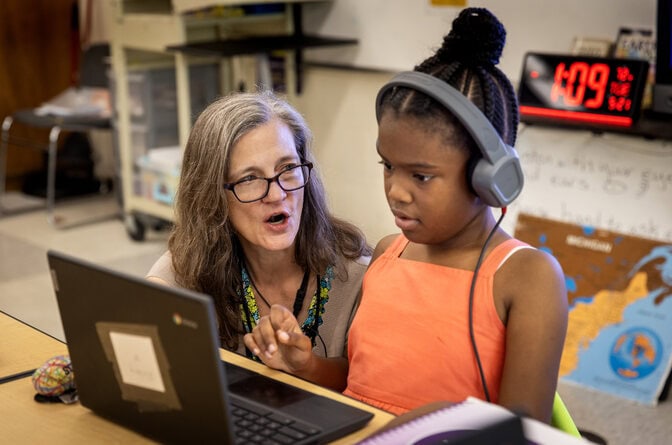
[302,0,656,80]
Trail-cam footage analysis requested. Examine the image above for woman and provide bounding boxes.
[147,91,371,388]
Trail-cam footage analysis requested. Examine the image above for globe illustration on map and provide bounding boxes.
[609,327,663,380]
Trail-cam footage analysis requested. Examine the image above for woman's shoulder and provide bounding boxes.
[337,255,371,280]
[329,254,370,292]
[146,250,178,286]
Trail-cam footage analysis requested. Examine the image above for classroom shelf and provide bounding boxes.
[166,34,357,57]
[109,0,354,241]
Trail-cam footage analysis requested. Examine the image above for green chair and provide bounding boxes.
[551,392,581,437]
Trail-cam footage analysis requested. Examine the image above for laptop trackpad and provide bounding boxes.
[223,360,369,432]
[225,361,312,408]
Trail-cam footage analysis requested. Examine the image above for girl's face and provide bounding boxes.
[226,118,305,256]
[377,113,482,246]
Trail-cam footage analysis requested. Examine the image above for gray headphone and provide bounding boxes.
[375,71,524,208]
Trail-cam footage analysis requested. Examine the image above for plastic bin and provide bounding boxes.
[109,62,219,153]
[135,146,182,205]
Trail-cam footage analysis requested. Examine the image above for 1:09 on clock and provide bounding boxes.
[518,53,650,128]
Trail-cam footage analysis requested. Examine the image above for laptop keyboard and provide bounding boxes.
[231,398,322,445]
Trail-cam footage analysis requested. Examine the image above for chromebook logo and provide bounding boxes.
[172,313,198,329]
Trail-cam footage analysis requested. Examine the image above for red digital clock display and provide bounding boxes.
[518,53,650,127]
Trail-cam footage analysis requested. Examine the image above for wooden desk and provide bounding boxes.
[0,312,393,443]
[0,311,68,382]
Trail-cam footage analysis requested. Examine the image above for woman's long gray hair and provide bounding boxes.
[168,91,370,349]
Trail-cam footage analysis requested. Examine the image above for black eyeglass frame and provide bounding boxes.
[223,162,313,203]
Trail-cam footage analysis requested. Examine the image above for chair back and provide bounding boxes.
[79,43,110,88]
[551,392,581,437]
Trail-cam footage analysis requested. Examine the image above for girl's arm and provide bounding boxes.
[495,247,569,423]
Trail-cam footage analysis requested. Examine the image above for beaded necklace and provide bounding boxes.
[239,265,333,341]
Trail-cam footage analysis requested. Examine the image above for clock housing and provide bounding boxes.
[518,53,649,128]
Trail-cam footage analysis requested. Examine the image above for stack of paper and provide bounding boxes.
[34,87,111,118]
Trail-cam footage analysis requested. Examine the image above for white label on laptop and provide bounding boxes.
[109,331,166,393]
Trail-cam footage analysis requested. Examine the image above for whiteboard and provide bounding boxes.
[502,125,672,242]
[303,0,656,80]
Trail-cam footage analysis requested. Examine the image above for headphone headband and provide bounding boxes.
[375,71,524,207]
[376,72,505,164]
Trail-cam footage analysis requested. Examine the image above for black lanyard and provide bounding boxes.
[292,270,310,317]
[243,271,322,352]
[241,269,322,357]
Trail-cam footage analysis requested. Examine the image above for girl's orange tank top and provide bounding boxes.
[344,235,530,414]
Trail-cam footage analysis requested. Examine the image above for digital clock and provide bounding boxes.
[518,53,650,128]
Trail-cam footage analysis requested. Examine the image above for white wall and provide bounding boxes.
[293,68,397,243]
[79,0,112,46]
[303,0,657,82]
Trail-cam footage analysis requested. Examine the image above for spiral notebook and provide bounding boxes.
[357,397,590,445]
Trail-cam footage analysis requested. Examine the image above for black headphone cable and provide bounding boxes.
[468,207,507,402]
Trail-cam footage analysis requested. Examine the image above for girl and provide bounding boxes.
[244,8,568,423]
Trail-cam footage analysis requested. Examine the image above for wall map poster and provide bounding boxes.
[514,213,672,405]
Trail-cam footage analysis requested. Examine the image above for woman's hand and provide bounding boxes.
[243,304,314,374]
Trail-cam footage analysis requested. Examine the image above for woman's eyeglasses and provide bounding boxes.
[224,162,313,203]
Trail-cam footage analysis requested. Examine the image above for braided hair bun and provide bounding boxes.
[437,8,506,67]
[383,7,519,148]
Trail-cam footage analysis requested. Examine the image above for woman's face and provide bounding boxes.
[226,118,305,256]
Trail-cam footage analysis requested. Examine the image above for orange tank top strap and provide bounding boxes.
[382,234,409,259]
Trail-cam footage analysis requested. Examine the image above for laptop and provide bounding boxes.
[47,250,373,444]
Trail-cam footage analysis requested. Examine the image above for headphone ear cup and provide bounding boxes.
[376,72,523,207]
[471,146,524,208]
